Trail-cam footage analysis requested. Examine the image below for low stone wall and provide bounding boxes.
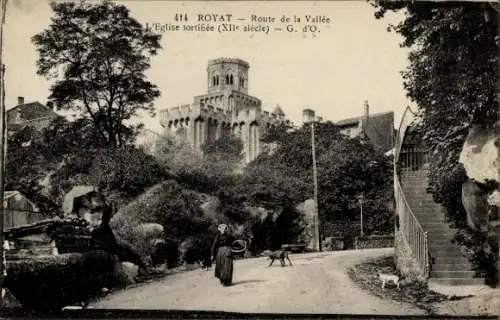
[354,234,394,249]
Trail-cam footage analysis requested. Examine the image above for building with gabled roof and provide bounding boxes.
[7,96,58,133]
[336,101,395,153]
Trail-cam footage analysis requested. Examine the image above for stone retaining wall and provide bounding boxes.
[354,234,394,249]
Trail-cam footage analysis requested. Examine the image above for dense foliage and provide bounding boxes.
[5,251,120,312]
[372,1,498,204]
[32,0,162,147]
[372,1,499,283]
[204,121,395,252]
[248,121,394,237]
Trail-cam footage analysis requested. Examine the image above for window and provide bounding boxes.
[230,74,234,85]
[226,75,230,84]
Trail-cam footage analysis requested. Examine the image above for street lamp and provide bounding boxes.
[303,109,321,252]
[357,193,364,237]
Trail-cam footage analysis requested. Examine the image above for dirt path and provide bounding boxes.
[91,248,425,315]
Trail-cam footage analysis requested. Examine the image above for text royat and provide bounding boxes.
[198,14,233,22]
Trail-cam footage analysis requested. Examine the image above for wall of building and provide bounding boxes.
[3,194,43,230]
[339,124,362,139]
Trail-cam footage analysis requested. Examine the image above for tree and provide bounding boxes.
[317,137,394,236]
[32,0,162,147]
[154,134,203,174]
[371,1,498,200]
[6,116,107,214]
[250,121,394,237]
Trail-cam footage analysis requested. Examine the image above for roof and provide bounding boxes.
[336,111,394,127]
[3,191,40,212]
[7,101,57,122]
[272,105,285,115]
[4,191,22,200]
[363,112,395,152]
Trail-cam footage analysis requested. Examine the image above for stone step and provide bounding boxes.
[403,196,441,201]
[417,216,448,222]
[428,237,456,243]
[428,243,459,250]
[412,210,444,217]
[426,231,458,238]
[413,213,445,220]
[429,250,465,257]
[429,250,466,258]
[433,257,471,264]
[429,243,458,250]
[423,226,458,233]
[430,270,476,278]
[429,244,464,252]
[421,222,453,227]
[428,277,485,286]
[432,264,474,272]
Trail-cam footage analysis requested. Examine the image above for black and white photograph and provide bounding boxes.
[0,0,498,318]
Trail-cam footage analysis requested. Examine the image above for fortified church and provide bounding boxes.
[159,58,289,163]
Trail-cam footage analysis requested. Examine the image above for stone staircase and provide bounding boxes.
[401,171,484,286]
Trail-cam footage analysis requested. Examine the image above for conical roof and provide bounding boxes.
[272,104,285,115]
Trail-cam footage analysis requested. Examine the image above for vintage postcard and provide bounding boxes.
[0,0,498,318]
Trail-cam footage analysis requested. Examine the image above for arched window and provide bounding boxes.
[212,76,216,86]
[240,78,245,87]
[230,74,234,85]
[226,75,230,84]
[216,75,219,85]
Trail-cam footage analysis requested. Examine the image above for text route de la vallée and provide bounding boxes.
[144,13,332,36]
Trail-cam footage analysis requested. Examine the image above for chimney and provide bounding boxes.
[17,96,25,105]
[363,100,369,122]
[302,109,315,124]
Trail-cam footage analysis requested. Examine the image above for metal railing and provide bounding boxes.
[399,148,430,172]
[394,106,429,278]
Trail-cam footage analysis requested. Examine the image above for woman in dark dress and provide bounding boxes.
[211,231,235,286]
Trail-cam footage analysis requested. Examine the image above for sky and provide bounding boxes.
[4,0,412,133]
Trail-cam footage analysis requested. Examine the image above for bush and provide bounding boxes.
[111,180,217,266]
[5,250,119,312]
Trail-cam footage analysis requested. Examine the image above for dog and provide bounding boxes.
[199,250,212,271]
[267,250,293,267]
[199,257,212,270]
[377,273,400,289]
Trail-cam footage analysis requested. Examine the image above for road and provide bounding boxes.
[91,248,425,315]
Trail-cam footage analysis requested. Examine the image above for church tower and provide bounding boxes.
[160,58,288,163]
[207,58,249,98]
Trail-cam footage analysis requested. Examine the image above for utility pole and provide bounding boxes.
[303,109,321,252]
[0,0,7,306]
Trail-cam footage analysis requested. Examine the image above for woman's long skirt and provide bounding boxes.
[214,246,233,286]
